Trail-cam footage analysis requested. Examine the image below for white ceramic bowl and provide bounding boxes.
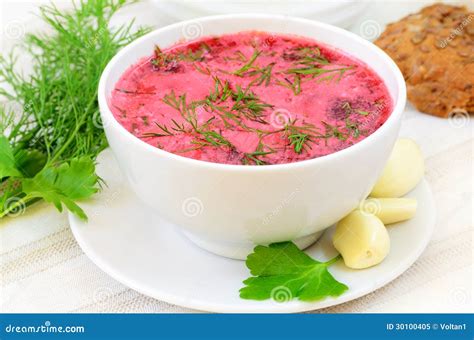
[98,14,406,260]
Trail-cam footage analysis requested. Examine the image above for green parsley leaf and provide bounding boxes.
[239,242,348,302]
[53,157,99,200]
[13,149,47,178]
[0,136,22,179]
[22,157,99,220]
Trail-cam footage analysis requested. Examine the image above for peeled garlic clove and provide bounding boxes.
[371,139,424,198]
[360,197,417,225]
[333,210,390,269]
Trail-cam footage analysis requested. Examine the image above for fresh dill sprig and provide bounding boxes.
[151,45,174,68]
[284,120,320,154]
[0,0,149,220]
[286,65,355,79]
[224,50,247,62]
[152,42,211,69]
[281,46,355,87]
[344,118,361,138]
[192,130,233,148]
[193,63,212,75]
[208,77,233,103]
[248,63,275,87]
[206,102,242,128]
[142,122,175,138]
[292,46,330,66]
[170,119,187,133]
[230,49,276,87]
[276,75,301,95]
[288,133,311,154]
[162,90,199,130]
[204,78,274,127]
[231,86,273,124]
[232,49,261,76]
[242,151,272,165]
[160,90,235,150]
[322,121,348,141]
[241,135,279,166]
[178,43,211,62]
[157,82,275,155]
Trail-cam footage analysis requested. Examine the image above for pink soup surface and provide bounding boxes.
[110,31,393,165]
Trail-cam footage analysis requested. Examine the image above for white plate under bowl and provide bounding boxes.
[69,149,436,313]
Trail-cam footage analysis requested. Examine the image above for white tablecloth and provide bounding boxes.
[0,0,472,313]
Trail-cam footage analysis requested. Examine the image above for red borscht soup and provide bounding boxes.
[110,32,393,165]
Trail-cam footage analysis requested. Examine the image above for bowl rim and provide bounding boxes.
[98,13,406,173]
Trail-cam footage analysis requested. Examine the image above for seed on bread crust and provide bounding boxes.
[375,4,474,118]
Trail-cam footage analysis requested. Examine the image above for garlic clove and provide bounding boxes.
[360,197,417,225]
[333,210,390,269]
[371,139,424,198]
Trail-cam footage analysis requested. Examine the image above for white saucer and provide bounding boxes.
[69,149,436,313]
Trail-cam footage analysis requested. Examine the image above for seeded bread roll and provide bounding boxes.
[375,4,474,118]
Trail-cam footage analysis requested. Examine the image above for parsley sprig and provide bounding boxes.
[240,242,348,302]
[0,137,98,220]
